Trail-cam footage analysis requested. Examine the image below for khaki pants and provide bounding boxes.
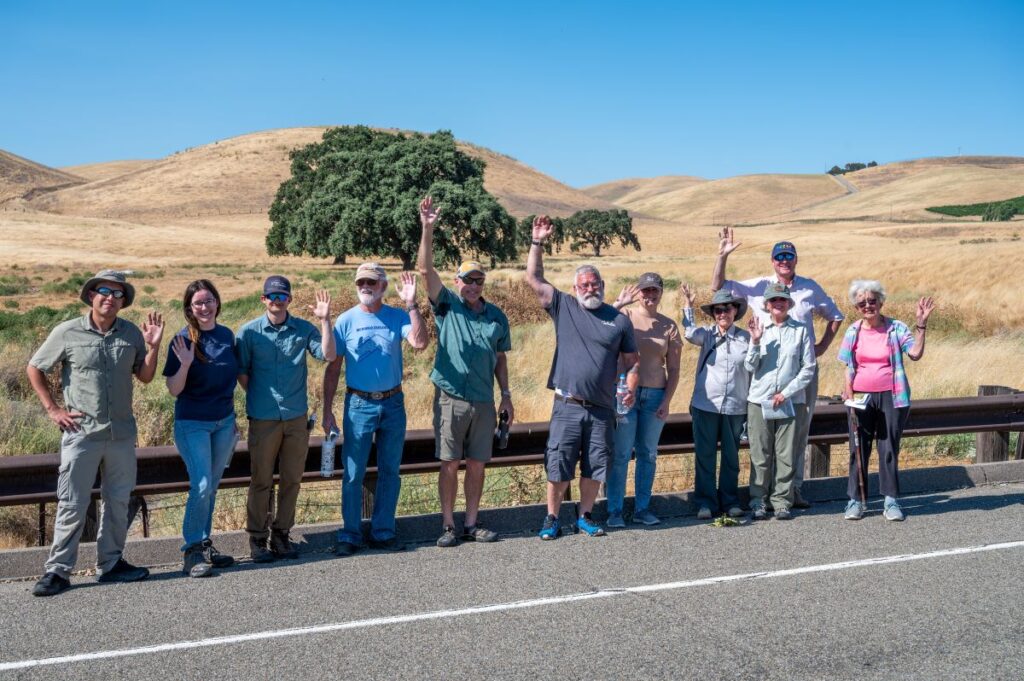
[747,401,807,512]
[46,433,137,578]
[246,415,309,538]
[792,368,819,495]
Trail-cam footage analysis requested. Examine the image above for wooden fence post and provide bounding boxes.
[805,396,832,479]
[976,385,1014,462]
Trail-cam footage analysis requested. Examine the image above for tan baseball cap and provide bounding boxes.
[354,262,387,281]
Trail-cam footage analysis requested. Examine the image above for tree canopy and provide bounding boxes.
[517,208,640,257]
[267,126,518,269]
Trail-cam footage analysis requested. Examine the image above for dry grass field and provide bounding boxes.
[1,129,1023,547]
[60,159,158,183]
[0,149,85,203]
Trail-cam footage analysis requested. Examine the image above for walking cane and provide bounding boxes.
[846,405,867,506]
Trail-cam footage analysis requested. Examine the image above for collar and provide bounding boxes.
[259,312,292,330]
[82,312,122,335]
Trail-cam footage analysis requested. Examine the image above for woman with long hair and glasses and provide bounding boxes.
[164,279,239,577]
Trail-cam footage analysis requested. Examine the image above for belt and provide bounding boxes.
[553,392,600,409]
[347,385,402,400]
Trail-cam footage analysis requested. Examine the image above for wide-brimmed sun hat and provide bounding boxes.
[80,269,136,308]
[700,289,748,320]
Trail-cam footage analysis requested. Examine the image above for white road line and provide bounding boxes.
[3,539,1022,672]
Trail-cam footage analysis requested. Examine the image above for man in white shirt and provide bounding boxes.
[711,228,844,507]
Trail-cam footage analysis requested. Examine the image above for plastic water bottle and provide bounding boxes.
[615,374,630,416]
[320,428,339,478]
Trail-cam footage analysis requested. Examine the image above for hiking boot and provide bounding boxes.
[249,536,275,563]
[183,546,212,578]
[462,524,498,543]
[792,492,811,510]
[577,512,606,537]
[633,509,661,526]
[696,507,713,521]
[539,514,561,540]
[334,541,359,557]
[202,539,234,568]
[32,571,70,597]
[96,559,150,583]
[727,506,745,518]
[884,500,905,522]
[270,530,298,559]
[606,514,626,529]
[437,525,459,548]
[775,508,792,520]
[751,504,767,521]
[844,500,866,520]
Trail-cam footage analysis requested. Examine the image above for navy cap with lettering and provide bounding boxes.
[263,275,291,296]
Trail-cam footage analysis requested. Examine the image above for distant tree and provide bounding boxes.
[267,126,518,270]
[844,162,867,173]
[867,161,878,168]
[983,201,1016,222]
[827,165,843,175]
[517,214,568,254]
[564,209,640,257]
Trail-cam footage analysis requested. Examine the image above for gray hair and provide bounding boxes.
[848,279,887,305]
[574,264,602,284]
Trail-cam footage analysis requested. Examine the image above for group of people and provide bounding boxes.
[26,206,933,597]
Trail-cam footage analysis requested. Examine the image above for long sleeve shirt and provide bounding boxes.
[681,308,750,415]
[744,317,816,405]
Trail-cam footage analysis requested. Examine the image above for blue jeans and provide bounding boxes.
[607,387,666,516]
[339,392,406,545]
[174,413,236,550]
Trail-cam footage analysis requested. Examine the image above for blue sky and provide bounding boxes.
[3,1,1022,186]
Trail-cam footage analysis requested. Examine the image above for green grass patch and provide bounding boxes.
[0,304,82,345]
[926,196,1024,218]
[0,275,31,296]
[42,272,91,295]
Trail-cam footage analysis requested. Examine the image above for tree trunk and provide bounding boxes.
[400,253,413,271]
[332,254,347,265]
[593,244,601,257]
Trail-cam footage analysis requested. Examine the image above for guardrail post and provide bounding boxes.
[363,476,376,519]
[976,386,1014,462]
[38,503,46,547]
[805,397,832,478]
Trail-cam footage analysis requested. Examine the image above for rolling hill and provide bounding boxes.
[61,159,159,183]
[582,175,706,205]
[0,149,85,203]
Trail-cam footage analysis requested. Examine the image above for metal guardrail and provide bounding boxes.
[3,393,1023,508]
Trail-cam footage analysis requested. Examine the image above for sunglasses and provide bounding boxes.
[855,298,880,309]
[265,293,290,303]
[459,275,486,286]
[773,253,796,262]
[766,297,789,304]
[94,287,126,299]
[355,279,380,288]
[712,306,734,314]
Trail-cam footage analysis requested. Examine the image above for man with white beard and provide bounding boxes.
[323,263,427,556]
[525,216,639,540]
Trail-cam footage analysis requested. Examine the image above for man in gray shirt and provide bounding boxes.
[525,216,639,540]
[26,270,164,597]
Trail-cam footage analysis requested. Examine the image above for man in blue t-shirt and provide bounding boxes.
[323,263,428,555]
[525,216,639,540]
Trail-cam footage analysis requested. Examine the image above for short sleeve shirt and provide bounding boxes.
[545,289,637,408]
[162,324,238,422]
[430,286,511,402]
[235,313,326,421]
[29,313,146,441]
[725,274,844,346]
[622,307,682,389]
[333,305,412,393]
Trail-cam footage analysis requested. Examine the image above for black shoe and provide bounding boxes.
[183,546,213,578]
[270,530,299,560]
[437,525,459,548]
[96,559,150,583]
[793,498,811,510]
[32,571,70,597]
[334,541,359,557]
[462,524,498,543]
[367,536,399,551]
[249,536,275,563]
[201,539,235,568]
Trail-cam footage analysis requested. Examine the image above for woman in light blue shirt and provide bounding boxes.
[681,286,751,521]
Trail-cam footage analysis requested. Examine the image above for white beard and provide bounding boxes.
[357,290,383,306]
[576,292,603,310]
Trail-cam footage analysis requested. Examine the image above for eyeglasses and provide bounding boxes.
[855,298,880,309]
[773,253,795,262]
[191,298,217,309]
[355,279,379,288]
[265,293,290,303]
[712,306,734,314]
[459,275,485,286]
[94,287,126,299]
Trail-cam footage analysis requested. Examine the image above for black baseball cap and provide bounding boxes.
[263,275,291,296]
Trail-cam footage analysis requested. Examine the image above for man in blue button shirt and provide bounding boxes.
[236,275,335,562]
[323,263,427,556]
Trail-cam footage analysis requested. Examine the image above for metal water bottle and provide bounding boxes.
[495,409,510,449]
[320,428,339,478]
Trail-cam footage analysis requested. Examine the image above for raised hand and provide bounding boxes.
[748,315,763,343]
[141,311,165,347]
[532,215,554,242]
[916,296,935,326]
[718,226,742,257]
[398,271,418,305]
[419,196,441,230]
[680,283,696,308]
[171,334,195,367]
[614,284,640,310]
[309,289,332,322]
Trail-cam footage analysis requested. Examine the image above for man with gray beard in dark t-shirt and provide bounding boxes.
[525,216,639,540]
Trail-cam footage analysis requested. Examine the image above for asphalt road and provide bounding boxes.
[2,483,1023,680]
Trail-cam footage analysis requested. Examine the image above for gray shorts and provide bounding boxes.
[433,388,497,462]
[544,397,614,483]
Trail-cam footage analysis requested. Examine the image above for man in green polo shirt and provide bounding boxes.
[417,196,514,548]
[26,270,165,597]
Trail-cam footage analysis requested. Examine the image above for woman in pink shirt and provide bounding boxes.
[837,280,934,522]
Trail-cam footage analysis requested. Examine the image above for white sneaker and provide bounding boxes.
[696,507,713,520]
[844,500,866,520]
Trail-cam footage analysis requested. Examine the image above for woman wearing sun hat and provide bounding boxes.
[744,282,816,520]
[681,285,751,520]
[837,280,934,522]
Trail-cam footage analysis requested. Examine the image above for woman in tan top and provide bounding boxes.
[607,272,682,527]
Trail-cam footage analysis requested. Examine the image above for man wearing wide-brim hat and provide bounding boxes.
[26,269,165,596]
